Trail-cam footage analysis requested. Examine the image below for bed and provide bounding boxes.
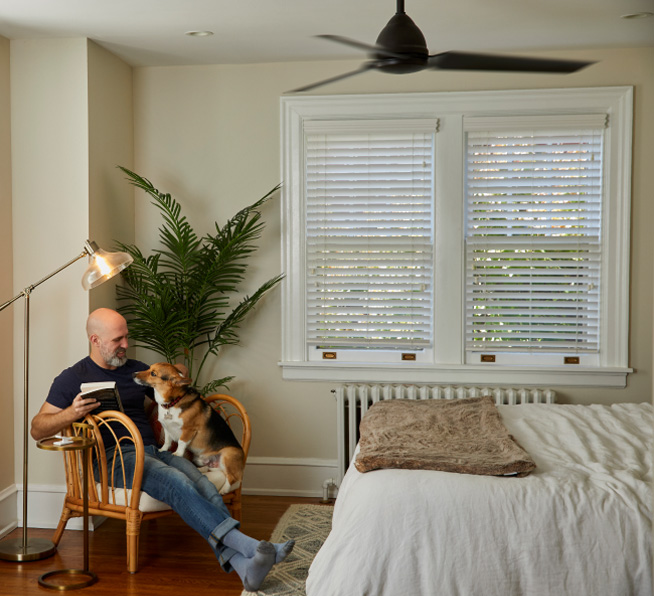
[306,400,653,596]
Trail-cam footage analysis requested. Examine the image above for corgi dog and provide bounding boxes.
[133,362,244,494]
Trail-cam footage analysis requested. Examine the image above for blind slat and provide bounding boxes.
[465,124,604,353]
[306,127,435,350]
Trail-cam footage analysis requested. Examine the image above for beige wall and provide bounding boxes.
[133,47,654,469]
[0,43,651,531]
[0,36,15,527]
[0,39,133,532]
[10,38,92,494]
[87,40,135,310]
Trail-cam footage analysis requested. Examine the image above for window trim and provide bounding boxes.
[279,86,633,388]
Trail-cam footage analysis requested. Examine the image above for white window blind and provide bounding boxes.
[305,120,437,350]
[464,115,606,354]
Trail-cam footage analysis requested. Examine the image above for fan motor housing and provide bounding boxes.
[375,13,428,73]
[375,13,428,55]
[377,57,428,74]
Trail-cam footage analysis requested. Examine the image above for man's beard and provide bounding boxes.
[100,344,127,368]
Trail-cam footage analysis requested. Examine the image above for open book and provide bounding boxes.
[80,381,124,413]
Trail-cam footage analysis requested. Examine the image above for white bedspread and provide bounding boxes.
[306,403,653,596]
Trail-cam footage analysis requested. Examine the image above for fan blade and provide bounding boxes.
[317,34,406,60]
[288,63,379,93]
[428,51,594,73]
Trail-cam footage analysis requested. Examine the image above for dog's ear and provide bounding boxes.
[172,375,192,387]
[173,363,189,377]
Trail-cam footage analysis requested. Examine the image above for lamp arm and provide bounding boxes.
[0,249,89,312]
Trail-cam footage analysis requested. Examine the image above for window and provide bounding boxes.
[464,115,606,366]
[280,87,633,387]
[304,120,436,359]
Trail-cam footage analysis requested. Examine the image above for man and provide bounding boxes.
[31,308,293,591]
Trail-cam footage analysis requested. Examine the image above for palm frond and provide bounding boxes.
[115,168,282,390]
[207,274,284,353]
[118,166,201,275]
[200,377,235,396]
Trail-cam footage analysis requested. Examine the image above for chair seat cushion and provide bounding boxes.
[96,484,172,512]
[95,468,228,513]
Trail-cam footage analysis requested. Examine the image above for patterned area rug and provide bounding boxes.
[241,504,334,596]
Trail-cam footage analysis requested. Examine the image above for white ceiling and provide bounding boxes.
[0,0,652,68]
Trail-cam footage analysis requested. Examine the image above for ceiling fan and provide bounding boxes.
[291,0,594,92]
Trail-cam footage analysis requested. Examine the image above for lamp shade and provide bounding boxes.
[81,240,133,290]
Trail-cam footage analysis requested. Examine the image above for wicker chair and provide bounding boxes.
[51,394,251,573]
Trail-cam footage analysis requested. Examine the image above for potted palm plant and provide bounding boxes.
[115,166,283,394]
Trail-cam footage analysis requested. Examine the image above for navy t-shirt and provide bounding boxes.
[46,356,156,447]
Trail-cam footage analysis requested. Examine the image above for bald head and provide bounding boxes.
[87,308,130,370]
[86,308,126,338]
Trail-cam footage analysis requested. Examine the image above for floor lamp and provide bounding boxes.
[0,240,133,562]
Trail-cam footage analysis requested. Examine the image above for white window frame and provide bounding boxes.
[280,87,633,387]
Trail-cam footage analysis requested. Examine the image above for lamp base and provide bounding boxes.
[0,537,56,562]
[39,568,98,590]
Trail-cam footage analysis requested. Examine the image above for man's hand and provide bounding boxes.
[71,393,100,418]
[30,393,99,441]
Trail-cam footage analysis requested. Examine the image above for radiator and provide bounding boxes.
[334,383,556,481]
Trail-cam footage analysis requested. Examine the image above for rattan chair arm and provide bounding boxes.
[88,410,146,510]
[204,394,251,460]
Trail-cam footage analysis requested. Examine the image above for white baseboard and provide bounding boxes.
[0,458,339,531]
[243,456,340,498]
[5,483,104,532]
[0,484,17,539]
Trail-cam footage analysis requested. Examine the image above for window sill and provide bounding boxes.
[278,361,632,388]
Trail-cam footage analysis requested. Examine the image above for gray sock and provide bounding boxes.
[222,529,295,564]
[230,541,276,592]
[274,539,295,563]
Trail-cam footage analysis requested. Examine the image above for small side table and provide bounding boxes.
[37,434,98,590]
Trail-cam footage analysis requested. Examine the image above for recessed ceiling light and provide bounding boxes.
[620,12,653,19]
[186,30,214,37]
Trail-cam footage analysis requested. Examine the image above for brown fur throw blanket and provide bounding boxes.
[354,396,536,477]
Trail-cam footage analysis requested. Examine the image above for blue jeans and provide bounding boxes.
[101,444,240,570]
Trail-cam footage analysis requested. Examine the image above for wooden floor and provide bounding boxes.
[0,495,326,596]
